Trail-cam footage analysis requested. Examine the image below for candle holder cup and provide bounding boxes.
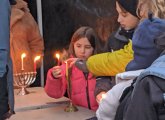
[64,90,78,112]
[14,71,37,95]
[64,100,78,112]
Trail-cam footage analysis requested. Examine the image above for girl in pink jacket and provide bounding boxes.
[45,26,100,111]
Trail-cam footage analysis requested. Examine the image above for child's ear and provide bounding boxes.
[138,2,147,19]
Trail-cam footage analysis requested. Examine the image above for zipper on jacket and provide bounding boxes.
[86,80,91,109]
[84,72,91,109]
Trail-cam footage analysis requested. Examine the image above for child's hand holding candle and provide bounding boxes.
[52,66,62,79]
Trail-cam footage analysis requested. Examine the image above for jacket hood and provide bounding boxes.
[12,0,28,10]
[155,32,165,50]
[10,0,29,28]
[126,17,165,71]
[137,54,165,80]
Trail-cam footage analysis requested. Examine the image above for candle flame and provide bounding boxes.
[21,53,26,59]
[55,53,60,60]
[34,56,41,62]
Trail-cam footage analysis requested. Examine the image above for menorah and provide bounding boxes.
[14,71,37,95]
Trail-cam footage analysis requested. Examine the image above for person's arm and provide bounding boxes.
[0,0,15,118]
[23,11,44,68]
[86,41,133,76]
[26,12,44,57]
[115,69,144,84]
[44,65,67,98]
[0,0,11,77]
[95,76,115,103]
[96,80,133,120]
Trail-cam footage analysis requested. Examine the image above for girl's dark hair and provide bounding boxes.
[69,26,101,57]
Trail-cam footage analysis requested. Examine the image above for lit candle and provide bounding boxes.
[55,53,60,66]
[21,53,26,71]
[34,56,41,72]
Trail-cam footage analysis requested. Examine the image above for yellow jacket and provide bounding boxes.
[86,41,133,76]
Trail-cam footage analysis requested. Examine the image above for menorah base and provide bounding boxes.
[17,87,29,96]
[64,102,78,112]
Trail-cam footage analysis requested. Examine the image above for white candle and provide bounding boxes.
[21,53,26,71]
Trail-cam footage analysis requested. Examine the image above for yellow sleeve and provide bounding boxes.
[87,41,133,76]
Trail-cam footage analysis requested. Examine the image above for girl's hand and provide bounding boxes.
[65,58,79,68]
[52,66,62,79]
[96,91,106,103]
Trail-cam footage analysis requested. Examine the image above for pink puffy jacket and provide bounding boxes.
[45,63,98,111]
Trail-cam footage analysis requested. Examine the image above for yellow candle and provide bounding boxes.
[34,56,41,72]
[65,61,68,80]
[21,53,26,71]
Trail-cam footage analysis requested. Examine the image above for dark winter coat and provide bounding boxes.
[124,54,165,120]
[107,27,133,52]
